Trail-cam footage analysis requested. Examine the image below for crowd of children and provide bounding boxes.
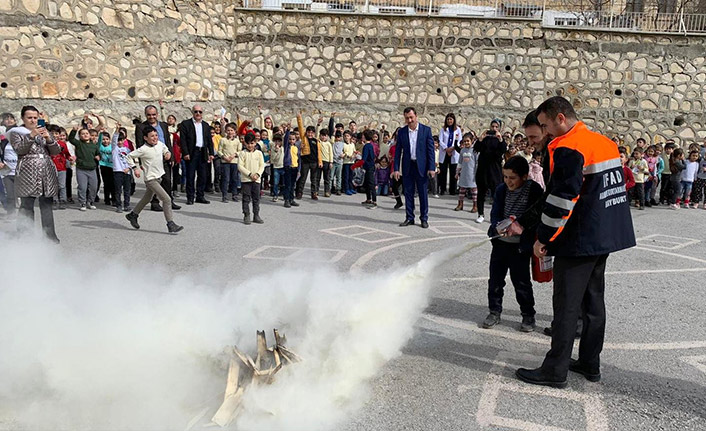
[3,108,706,235]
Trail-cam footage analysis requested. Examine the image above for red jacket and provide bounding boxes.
[622,165,635,191]
[171,132,181,164]
[51,140,71,172]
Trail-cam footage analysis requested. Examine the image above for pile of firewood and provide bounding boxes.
[193,329,302,428]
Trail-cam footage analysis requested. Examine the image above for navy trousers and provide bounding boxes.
[402,160,429,222]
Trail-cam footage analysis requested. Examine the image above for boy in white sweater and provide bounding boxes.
[125,129,183,233]
[238,133,265,225]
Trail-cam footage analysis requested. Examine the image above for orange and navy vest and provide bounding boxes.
[539,121,636,257]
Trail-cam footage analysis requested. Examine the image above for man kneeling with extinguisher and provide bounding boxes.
[507,96,635,388]
[483,156,545,332]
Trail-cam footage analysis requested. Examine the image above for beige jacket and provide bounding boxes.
[237,149,265,183]
[218,137,242,164]
[128,141,170,181]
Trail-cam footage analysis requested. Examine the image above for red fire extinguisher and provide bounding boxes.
[532,254,554,283]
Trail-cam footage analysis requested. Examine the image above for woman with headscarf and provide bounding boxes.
[8,106,61,243]
[438,113,462,196]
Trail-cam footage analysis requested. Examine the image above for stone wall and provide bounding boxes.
[1,1,705,144]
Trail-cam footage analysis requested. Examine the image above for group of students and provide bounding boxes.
[618,137,706,210]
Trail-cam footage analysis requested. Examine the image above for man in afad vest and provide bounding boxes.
[515,97,635,388]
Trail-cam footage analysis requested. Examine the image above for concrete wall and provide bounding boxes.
[1,0,705,143]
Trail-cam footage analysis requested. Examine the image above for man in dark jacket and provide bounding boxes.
[178,105,214,205]
[135,105,180,211]
[474,122,506,223]
[514,97,635,389]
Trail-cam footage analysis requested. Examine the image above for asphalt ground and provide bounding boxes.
[1,182,705,431]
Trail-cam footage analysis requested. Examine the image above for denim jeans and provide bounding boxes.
[273,167,285,196]
[331,162,343,192]
[221,163,239,198]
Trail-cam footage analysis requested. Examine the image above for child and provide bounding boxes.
[650,144,664,206]
[342,131,356,195]
[681,150,699,208]
[99,132,115,207]
[282,129,300,208]
[111,123,132,212]
[528,151,545,191]
[259,129,271,193]
[0,138,18,216]
[692,148,706,209]
[375,155,391,197]
[218,123,242,203]
[125,129,183,233]
[504,144,518,163]
[318,129,333,197]
[360,129,377,208]
[644,145,658,207]
[295,114,322,200]
[669,148,685,209]
[331,131,344,195]
[619,149,636,193]
[238,133,265,224]
[660,142,675,204]
[454,132,478,212]
[68,126,100,211]
[484,156,544,332]
[49,125,72,209]
[270,134,285,202]
[629,148,649,210]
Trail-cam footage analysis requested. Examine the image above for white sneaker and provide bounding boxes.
[434,194,440,198]
[671,204,679,210]
[89,204,97,210]
[79,205,87,211]
[475,215,485,223]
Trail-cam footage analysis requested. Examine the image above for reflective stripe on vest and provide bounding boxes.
[584,157,621,175]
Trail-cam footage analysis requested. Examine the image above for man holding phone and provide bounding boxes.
[8,106,62,243]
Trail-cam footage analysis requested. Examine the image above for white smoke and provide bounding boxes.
[0,234,478,431]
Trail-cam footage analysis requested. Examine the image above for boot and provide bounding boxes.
[243,213,251,225]
[151,202,163,212]
[471,203,478,213]
[454,201,463,211]
[394,197,403,209]
[125,212,140,229]
[253,213,264,224]
[167,221,184,233]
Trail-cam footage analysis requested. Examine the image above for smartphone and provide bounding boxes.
[38,119,46,127]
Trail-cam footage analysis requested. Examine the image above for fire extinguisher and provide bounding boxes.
[532,253,553,283]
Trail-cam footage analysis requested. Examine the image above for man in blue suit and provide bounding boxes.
[393,107,436,229]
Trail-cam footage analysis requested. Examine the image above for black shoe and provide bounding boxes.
[253,214,264,224]
[482,312,501,328]
[125,212,140,229]
[244,214,251,225]
[421,221,429,229]
[515,367,567,389]
[167,221,183,234]
[569,359,601,382]
[171,202,181,210]
[543,324,582,338]
[151,203,163,212]
[394,201,403,209]
[222,197,228,203]
[290,200,299,207]
[520,316,536,332]
[186,199,194,205]
[284,200,291,208]
[399,219,415,227]
[195,198,210,204]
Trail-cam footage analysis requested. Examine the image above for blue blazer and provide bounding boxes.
[393,124,435,177]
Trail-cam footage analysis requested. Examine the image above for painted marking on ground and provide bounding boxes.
[244,245,348,263]
[443,267,706,283]
[428,220,486,235]
[422,314,706,351]
[350,234,486,272]
[320,225,409,243]
[475,351,609,431]
[680,355,706,376]
[635,234,701,250]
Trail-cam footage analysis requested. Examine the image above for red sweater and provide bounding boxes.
[51,140,72,172]
[623,165,635,190]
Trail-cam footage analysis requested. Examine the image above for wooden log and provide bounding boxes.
[211,387,244,427]
[273,329,287,347]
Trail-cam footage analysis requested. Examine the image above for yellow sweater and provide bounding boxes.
[237,149,265,183]
[319,140,333,163]
[296,114,322,165]
[217,137,242,164]
[290,145,299,168]
[342,142,356,164]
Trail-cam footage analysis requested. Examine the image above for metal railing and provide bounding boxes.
[240,0,706,34]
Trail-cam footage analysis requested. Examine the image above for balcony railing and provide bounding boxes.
[240,0,706,34]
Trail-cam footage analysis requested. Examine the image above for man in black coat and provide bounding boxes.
[178,105,214,205]
[135,105,180,211]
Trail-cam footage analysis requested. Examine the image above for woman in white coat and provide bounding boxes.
[438,113,463,195]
